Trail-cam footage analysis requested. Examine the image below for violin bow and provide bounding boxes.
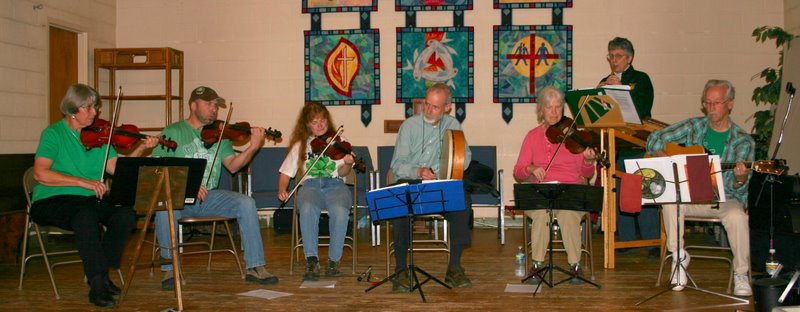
[204,102,233,189]
[99,86,123,185]
[278,125,344,208]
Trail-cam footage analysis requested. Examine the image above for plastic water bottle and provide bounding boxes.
[766,248,780,276]
[514,246,526,278]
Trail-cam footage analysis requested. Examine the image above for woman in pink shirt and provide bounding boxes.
[513,86,596,285]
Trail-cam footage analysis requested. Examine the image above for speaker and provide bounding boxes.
[748,172,800,234]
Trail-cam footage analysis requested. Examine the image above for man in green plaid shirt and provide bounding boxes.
[646,79,754,297]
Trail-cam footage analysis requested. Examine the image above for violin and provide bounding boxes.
[545,116,609,167]
[200,120,281,148]
[80,118,177,151]
[545,116,592,154]
[310,130,367,173]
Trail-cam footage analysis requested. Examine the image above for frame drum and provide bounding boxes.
[439,129,466,180]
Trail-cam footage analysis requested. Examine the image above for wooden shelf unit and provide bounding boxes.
[94,47,184,130]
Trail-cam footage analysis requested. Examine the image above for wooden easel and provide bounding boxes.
[118,167,185,311]
[566,89,667,269]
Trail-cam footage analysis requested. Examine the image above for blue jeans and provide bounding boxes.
[156,189,265,270]
[297,178,352,262]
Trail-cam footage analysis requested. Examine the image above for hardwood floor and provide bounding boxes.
[2,225,758,311]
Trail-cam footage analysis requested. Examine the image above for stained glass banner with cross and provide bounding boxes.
[493,25,572,103]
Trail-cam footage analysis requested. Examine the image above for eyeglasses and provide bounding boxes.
[702,99,730,107]
[606,53,629,60]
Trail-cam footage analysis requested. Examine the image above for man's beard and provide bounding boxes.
[424,115,439,125]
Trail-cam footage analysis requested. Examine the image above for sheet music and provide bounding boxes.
[602,86,641,124]
[504,284,542,293]
[237,289,292,300]
[624,154,725,204]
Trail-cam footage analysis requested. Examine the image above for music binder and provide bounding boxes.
[111,157,205,211]
[565,86,641,128]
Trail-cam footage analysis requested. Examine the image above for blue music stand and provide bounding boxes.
[364,180,465,302]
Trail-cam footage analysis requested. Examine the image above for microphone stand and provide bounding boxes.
[769,82,798,303]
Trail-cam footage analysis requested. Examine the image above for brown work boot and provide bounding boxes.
[246,265,279,285]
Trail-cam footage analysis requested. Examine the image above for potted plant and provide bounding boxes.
[750,26,797,160]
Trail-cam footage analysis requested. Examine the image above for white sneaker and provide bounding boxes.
[733,273,752,296]
[670,250,690,291]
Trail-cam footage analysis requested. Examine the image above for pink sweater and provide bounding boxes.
[513,125,595,184]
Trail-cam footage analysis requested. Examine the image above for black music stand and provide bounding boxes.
[636,161,749,306]
[115,157,206,312]
[364,180,465,302]
[513,183,603,294]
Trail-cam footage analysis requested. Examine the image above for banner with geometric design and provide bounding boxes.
[396,27,474,105]
[304,29,381,106]
[493,25,572,104]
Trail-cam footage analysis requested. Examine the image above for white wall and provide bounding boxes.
[0,0,116,153]
[786,0,800,35]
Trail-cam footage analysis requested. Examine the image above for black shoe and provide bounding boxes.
[88,275,116,308]
[391,271,411,293]
[86,277,120,296]
[647,248,660,260]
[303,256,320,281]
[88,291,116,308]
[324,260,341,278]
[445,266,472,288]
[569,264,585,285]
[107,279,121,296]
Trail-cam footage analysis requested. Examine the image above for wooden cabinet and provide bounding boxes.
[94,48,184,131]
